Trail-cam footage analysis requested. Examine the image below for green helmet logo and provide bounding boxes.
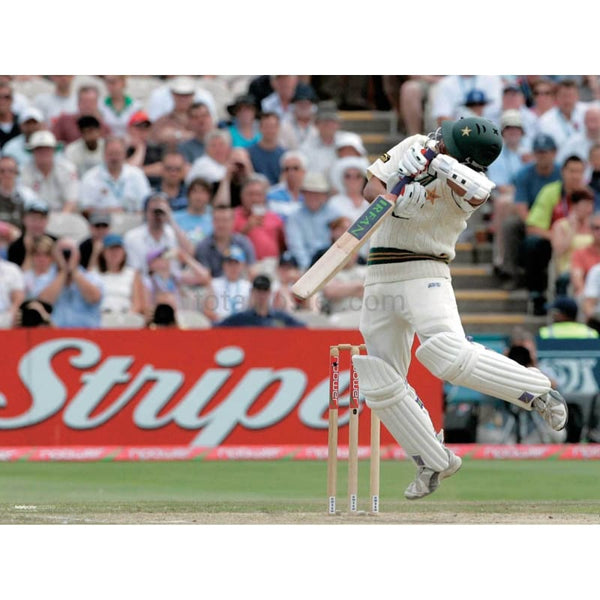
[441,117,503,170]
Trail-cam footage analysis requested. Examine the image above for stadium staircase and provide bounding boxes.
[339,110,548,338]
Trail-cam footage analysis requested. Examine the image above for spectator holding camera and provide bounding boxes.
[36,236,103,328]
[212,146,255,208]
[22,234,57,299]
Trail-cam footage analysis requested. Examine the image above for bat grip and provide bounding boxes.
[390,147,437,197]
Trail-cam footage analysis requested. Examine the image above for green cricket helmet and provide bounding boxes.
[441,117,503,170]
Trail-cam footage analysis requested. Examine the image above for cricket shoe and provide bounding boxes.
[532,389,568,431]
[404,447,462,500]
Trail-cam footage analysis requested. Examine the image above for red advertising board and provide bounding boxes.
[0,329,442,446]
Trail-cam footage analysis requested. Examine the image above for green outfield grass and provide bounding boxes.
[1,459,599,523]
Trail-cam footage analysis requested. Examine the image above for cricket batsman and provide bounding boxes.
[351,117,568,499]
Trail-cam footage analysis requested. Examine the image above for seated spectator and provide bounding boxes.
[0,155,38,227]
[570,211,600,297]
[33,75,77,125]
[225,94,260,148]
[98,76,141,139]
[202,244,251,323]
[215,273,306,327]
[271,251,318,313]
[20,130,79,212]
[524,155,588,315]
[2,106,45,168]
[64,115,106,177]
[212,146,254,208]
[194,205,256,277]
[396,75,442,136]
[557,105,600,170]
[123,192,193,276]
[0,254,25,327]
[539,296,598,339]
[299,101,342,179]
[125,110,164,188]
[149,77,197,148]
[321,243,366,315]
[551,189,594,295]
[285,172,340,270]
[278,83,319,150]
[582,261,600,332]
[0,81,21,150]
[266,150,307,219]
[233,173,285,261]
[456,88,489,120]
[94,233,147,317]
[260,76,299,121]
[143,245,210,320]
[185,129,232,187]
[22,234,57,299]
[328,156,369,220]
[247,112,285,185]
[80,136,151,214]
[7,198,55,269]
[155,151,188,211]
[36,236,103,328]
[499,82,538,153]
[79,211,112,270]
[173,177,214,247]
[52,85,110,144]
[177,101,215,165]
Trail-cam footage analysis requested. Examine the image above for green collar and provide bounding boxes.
[104,95,133,115]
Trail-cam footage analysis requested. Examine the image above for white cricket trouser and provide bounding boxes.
[359,277,464,377]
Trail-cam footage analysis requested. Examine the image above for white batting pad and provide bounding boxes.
[416,332,551,410]
[352,355,450,472]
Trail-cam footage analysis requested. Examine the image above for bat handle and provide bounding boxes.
[389,147,437,197]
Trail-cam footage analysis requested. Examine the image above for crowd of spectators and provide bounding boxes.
[2,74,600,332]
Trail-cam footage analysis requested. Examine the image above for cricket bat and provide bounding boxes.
[292,146,437,300]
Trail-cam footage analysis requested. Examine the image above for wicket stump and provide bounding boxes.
[327,344,380,516]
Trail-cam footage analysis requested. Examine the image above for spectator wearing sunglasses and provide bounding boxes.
[266,150,307,219]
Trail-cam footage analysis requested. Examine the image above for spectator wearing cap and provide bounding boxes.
[334,132,367,160]
[64,115,106,177]
[79,212,112,270]
[215,273,306,327]
[260,76,299,122]
[194,205,256,277]
[278,83,319,150]
[202,244,251,322]
[284,171,340,270]
[0,81,21,149]
[98,76,141,139]
[225,94,260,148]
[176,101,215,166]
[266,150,307,219]
[299,101,343,179]
[501,83,538,152]
[498,133,561,290]
[7,198,56,269]
[551,188,595,295]
[0,253,25,328]
[173,177,214,247]
[146,76,217,124]
[143,244,210,321]
[233,173,285,263]
[540,296,598,339]
[80,136,151,214]
[271,251,318,313]
[328,156,369,220]
[536,79,588,155]
[556,105,600,175]
[150,77,206,148]
[2,106,45,168]
[525,155,589,314]
[154,151,188,211]
[126,110,165,188]
[36,236,104,328]
[33,76,77,125]
[0,155,38,227]
[52,85,110,145]
[94,233,147,317]
[457,89,489,119]
[246,112,286,185]
[20,130,79,212]
[124,191,193,276]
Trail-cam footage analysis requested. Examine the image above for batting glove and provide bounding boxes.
[393,182,427,218]
[398,142,430,177]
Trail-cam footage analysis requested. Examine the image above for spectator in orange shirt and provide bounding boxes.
[233,173,285,262]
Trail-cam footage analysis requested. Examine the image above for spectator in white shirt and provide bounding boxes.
[2,106,46,168]
[64,115,106,177]
[80,136,151,213]
[0,255,25,327]
[33,75,77,125]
